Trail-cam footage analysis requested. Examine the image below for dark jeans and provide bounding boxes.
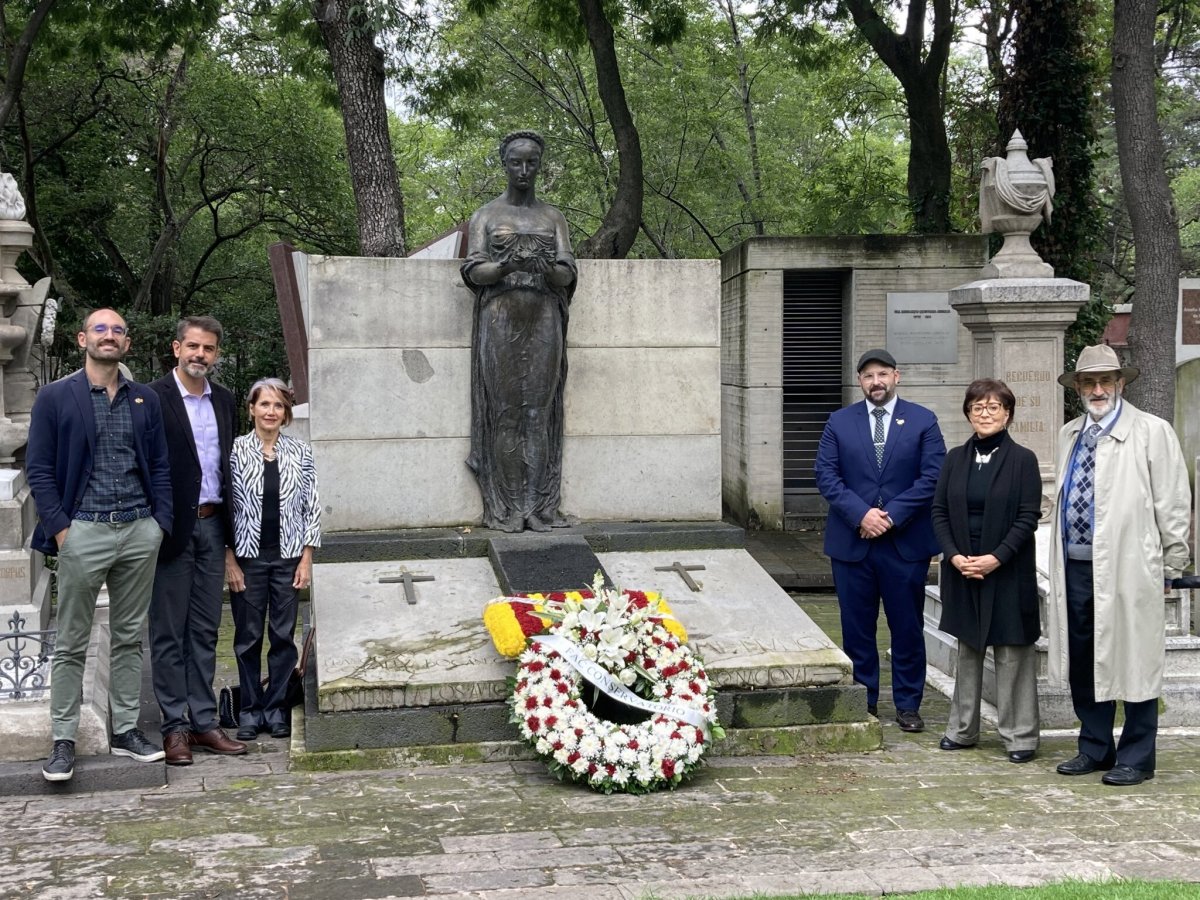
[1065,558,1158,771]
[232,553,300,729]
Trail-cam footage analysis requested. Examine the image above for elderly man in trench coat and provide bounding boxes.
[1046,344,1191,786]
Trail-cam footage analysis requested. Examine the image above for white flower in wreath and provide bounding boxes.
[572,757,590,774]
[579,733,602,758]
[618,668,637,687]
[577,606,608,632]
[620,747,638,766]
[583,644,598,661]
[612,768,630,786]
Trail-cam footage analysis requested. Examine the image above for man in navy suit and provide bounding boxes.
[814,349,945,732]
[27,308,173,781]
[149,316,246,765]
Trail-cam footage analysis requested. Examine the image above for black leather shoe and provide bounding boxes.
[269,723,291,739]
[939,736,972,751]
[1008,749,1036,764]
[1056,753,1114,776]
[867,705,878,717]
[1101,764,1154,786]
[236,726,258,742]
[895,710,924,732]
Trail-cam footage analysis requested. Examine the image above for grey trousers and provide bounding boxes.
[50,516,162,742]
[149,514,226,735]
[945,642,1039,752]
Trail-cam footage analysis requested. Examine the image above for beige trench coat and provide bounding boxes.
[1047,400,1191,702]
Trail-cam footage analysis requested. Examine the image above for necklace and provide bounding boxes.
[261,445,277,462]
[974,448,997,470]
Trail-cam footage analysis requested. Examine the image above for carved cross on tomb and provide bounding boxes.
[379,570,436,605]
[654,561,705,592]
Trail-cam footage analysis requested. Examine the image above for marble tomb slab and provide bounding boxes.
[313,549,853,715]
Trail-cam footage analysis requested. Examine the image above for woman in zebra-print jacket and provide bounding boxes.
[225,378,321,741]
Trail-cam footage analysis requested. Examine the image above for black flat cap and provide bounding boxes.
[856,348,897,372]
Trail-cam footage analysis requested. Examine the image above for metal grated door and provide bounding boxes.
[783,270,845,499]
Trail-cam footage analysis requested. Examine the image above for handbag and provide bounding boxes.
[217,625,316,728]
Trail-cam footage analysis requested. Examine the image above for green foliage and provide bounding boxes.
[410,0,909,256]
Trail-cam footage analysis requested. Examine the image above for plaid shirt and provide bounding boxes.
[77,379,149,513]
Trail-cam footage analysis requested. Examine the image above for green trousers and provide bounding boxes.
[50,517,162,742]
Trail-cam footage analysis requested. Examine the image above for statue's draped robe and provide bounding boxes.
[462,219,577,529]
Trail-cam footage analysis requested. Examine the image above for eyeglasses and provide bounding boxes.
[89,323,127,337]
[968,402,1005,417]
[1076,374,1118,391]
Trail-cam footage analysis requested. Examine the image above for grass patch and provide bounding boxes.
[657,881,1200,900]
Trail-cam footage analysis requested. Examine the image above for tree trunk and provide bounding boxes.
[1112,0,1181,420]
[0,0,58,133]
[574,0,642,259]
[718,0,764,235]
[313,0,406,257]
[844,0,954,234]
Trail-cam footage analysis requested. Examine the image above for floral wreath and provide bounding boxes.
[484,574,723,794]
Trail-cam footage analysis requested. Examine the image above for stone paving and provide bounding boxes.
[6,722,1200,899]
[4,593,1200,899]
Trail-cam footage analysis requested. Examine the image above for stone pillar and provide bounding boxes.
[948,278,1088,479]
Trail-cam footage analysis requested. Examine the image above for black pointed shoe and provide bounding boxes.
[1007,749,1036,764]
[895,710,924,733]
[1056,753,1114,776]
[1101,765,1154,786]
[939,736,973,751]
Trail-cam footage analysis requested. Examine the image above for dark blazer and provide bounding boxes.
[932,431,1042,651]
[150,372,237,561]
[27,368,173,555]
[814,397,945,563]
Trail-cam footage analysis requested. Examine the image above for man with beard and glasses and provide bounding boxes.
[815,349,946,733]
[27,308,173,781]
[1048,344,1190,786]
[149,316,245,765]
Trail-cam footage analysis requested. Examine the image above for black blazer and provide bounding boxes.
[151,372,236,561]
[931,430,1042,651]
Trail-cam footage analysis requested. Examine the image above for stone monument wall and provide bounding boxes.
[298,255,722,532]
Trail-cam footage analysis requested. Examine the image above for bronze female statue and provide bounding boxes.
[461,131,577,533]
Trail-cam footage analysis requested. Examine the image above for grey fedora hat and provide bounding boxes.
[1057,344,1140,387]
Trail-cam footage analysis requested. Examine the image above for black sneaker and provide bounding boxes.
[42,740,75,782]
[110,728,165,762]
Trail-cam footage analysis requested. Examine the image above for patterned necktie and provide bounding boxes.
[872,407,887,468]
[1066,423,1102,546]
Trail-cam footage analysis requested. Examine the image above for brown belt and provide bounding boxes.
[196,503,222,519]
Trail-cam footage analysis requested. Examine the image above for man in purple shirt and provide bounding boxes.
[149,316,245,764]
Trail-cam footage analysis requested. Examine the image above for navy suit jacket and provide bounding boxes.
[150,373,237,561]
[814,396,945,563]
[27,368,173,555]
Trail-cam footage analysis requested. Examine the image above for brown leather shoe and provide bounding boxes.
[164,731,193,766]
[188,727,248,756]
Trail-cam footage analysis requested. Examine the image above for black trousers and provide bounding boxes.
[1065,558,1158,771]
[232,554,300,729]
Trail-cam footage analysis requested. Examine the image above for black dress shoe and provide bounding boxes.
[236,726,258,742]
[270,723,291,739]
[1008,749,1036,764]
[895,710,924,732]
[867,705,878,717]
[1101,764,1154,786]
[1056,753,1114,776]
[939,736,973,751]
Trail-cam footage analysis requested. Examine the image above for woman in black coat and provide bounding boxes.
[932,378,1042,763]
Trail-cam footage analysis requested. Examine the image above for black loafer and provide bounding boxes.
[1101,764,1154,786]
[1056,753,1114,776]
[1008,749,1036,764]
[939,736,973,751]
[269,723,291,739]
[896,709,924,732]
[867,704,878,717]
[236,726,258,742]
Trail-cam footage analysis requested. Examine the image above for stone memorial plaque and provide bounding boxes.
[1183,288,1200,345]
[1003,348,1057,464]
[598,549,850,690]
[488,534,611,595]
[886,292,957,364]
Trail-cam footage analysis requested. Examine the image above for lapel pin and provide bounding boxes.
[134,397,144,404]
[896,418,904,426]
